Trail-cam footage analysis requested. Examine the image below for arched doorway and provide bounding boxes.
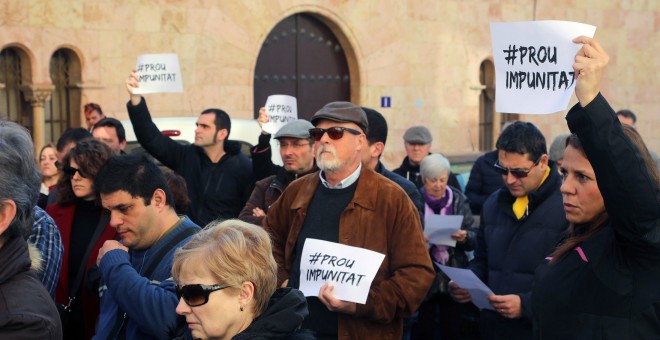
[253,13,350,120]
[0,47,31,127]
[47,48,82,144]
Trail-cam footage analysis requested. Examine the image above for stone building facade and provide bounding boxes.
[1,0,657,167]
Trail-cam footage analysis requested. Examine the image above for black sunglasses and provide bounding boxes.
[309,127,361,141]
[176,283,231,307]
[62,165,85,178]
[493,156,542,179]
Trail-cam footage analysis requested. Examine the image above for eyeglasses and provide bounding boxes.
[309,127,362,141]
[493,156,542,179]
[62,165,86,178]
[176,283,231,307]
[278,141,311,149]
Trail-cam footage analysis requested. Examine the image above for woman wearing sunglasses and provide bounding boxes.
[46,139,117,340]
[172,219,312,340]
[531,37,660,338]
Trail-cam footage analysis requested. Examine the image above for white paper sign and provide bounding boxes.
[263,95,298,134]
[490,21,596,114]
[437,264,495,311]
[133,54,183,94]
[424,215,464,247]
[299,238,385,304]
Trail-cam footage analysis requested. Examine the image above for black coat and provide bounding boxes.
[393,155,462,190]
[532,94,660,339]
[465,150,504,214]
[468,160,568,340]
[127,98,254,226]
[0,236,62,339]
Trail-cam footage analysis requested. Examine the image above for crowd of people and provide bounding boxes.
[0,37,658,340]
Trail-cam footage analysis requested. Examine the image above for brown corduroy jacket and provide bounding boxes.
[264,166,434,340]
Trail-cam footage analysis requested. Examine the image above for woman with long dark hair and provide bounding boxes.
[531,37,660,339]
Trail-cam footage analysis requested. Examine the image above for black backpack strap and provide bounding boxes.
[109,225,198,339]
[63,210,110,311]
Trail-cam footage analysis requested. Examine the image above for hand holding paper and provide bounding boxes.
[424,214,464,247]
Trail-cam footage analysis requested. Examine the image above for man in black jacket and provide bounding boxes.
[449,121,567,340]
[125,71,254,226]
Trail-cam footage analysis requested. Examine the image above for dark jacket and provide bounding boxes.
[251,133,282,181]
[376,161,424,226]
[468,161,567,340]
[127,98,254,226]
[239,165,317,226]
[532,94,660,339]
[0,236,62,339]
[264,166,434,340]
[465,150,503,214]
[393,155,461,190]
[233,288,314,340]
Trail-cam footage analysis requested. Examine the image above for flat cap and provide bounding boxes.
[273,119,314,139]
[404,126,432,144]
[310,101,368,133]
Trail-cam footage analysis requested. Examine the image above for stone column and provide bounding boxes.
[22,85,54,157]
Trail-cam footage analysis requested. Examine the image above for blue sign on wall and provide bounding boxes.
[381,96,391,108]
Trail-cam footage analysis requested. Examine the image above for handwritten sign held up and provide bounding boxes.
[133,54,183,94]
[263,95,298,134]
[490,21,596,114]
[300,238,385,304]
[424,214,464,247]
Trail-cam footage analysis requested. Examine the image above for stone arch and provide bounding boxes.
[46,47,83,143]
[252,9,361,120]
[0,44,34,126]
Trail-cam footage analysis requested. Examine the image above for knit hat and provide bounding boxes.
[310,101,368,133]
[273,119,314,139]
[404,126,432,144]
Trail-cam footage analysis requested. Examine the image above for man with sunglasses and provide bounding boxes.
[449,121,567,339]
[239,119,318,225]
[264,101,434,340]
[92,154,200,339]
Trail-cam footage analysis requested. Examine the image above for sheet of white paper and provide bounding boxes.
[490,20,596,114]
[437,264,495,311]
[424,215,463,247]
[263,95,298,134]
[299,238,385,304]
[133,54,183,94]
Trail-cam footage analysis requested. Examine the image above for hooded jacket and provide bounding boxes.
[233,288,314,340]
[127,97,254,226]
[0,236,62,339]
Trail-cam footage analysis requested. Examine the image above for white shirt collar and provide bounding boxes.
[319,163,362,189]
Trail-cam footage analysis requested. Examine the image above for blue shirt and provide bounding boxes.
[28,206,63,300]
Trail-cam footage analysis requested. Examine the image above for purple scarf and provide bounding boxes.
[423,187,454,264]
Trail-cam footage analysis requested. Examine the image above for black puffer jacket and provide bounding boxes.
[468,161,567,340]
[233,288,314,340]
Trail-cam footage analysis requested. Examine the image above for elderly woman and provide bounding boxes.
[37,143,59,209]
[413,154,479,339]
[172,219,312,340]
[46,139,117,339]
[531,37,660,338]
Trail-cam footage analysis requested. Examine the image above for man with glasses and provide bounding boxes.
[239,119,318,225]
[264,101,434,339]
[449,121,567,339]
[93,154,200,339]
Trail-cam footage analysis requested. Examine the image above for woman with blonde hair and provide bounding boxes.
[172,219,312,340]
[37,143,59,209]
[531,37,660,338]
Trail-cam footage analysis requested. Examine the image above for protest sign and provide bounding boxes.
[490,21,596,114]
[437,264,495,310]
[424,215,464,247]
[133,54,183,94]
[299,238,385,304]
[263,95,298,134]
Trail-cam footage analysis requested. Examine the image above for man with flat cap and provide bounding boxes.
[394,125,461,190]
[264,101,434,339]
[239,119,318,225]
